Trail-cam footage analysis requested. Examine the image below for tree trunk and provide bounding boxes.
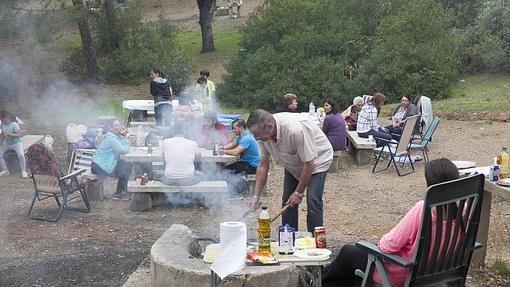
[196,0,216,53]
[72,0,99,82]
[104,0,118,50]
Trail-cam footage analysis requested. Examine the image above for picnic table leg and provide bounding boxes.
[210,270,220,287]
[131,193,153,212]
[310,265,322,287]
[472,189,491,267]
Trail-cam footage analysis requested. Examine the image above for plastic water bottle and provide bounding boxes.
[258,206,271,254]
[308,102,315,117]
[489,157,500,182]
[497,146,509,179]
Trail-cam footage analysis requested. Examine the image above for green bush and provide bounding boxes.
[62,0,191,88]
[361,0,458,101]
[219,0,458,111]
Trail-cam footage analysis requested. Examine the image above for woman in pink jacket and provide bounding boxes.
[321,158,459,287]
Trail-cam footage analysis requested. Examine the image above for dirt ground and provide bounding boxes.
[0,110,509,286]
[0,0,509,286]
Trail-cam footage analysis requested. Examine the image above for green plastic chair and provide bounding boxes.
[409,117,440,162]
[355,173,484,286]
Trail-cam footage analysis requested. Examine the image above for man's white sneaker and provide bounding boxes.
[0,170,9,176]
[21,172,29,178]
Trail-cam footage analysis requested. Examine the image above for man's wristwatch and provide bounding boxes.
[294,191,304,198]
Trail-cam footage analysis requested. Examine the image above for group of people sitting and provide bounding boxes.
[90,110,260,199]
[279,92,432,150]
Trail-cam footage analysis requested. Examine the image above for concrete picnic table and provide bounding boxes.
[474,174,510,266]
[121,146,238,163]
[459,166,510,266]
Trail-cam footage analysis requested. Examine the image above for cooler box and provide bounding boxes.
[217,114,241,120]
[217,114,241,132]
[218,117,234,132]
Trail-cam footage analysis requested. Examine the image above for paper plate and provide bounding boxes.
[293,248,331,260]
[497,178,510,187]
[452,160,476,170]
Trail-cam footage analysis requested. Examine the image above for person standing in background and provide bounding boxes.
[0,111,28,178]
[199,69,216,95]
[150,68,173,126]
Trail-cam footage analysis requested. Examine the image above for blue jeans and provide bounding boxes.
[384,125,403,140]
[282,169,328,232]
[358,129,392,147]
[155,103,172,126]
[91,160,133,194]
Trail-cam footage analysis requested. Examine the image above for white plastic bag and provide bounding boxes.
[66,123,87,143]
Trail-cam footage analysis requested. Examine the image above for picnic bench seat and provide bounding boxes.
[328,150,351,173]
[346,131,376,165]
[128,180,228,212]
[246,174,267,197]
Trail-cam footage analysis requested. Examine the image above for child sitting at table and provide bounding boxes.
[161,122,204,186]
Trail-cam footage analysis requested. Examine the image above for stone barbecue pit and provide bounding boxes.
[151,224,302,287]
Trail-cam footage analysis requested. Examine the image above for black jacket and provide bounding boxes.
[150,78,171,103]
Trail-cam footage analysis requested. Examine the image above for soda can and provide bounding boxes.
[278,224,295,254]
[314,226,327,248]
[490,164,500,181]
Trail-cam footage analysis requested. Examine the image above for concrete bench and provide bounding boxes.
[347,131,376,165]
[328,150,351,173]
[246,174,267,197]
[128,180,228,212]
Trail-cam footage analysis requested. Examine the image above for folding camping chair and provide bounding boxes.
[355,173,484,286]
[26,144,90,222]
[372,115,419,176]
[409,116,440,162]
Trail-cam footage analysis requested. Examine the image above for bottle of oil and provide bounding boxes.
[258,206,271,254]
[497,146,509,179]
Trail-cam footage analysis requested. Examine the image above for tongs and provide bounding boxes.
[271,204,290,223]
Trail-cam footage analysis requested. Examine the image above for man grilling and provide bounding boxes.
[247,109,333,232]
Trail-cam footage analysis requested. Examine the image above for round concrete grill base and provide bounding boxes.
[150,224,302,287]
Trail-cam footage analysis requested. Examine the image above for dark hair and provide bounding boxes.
[0,110,15,122]
[424,158,459,187]
[372,92,386,115]
[199,69,210,77]
[233,118,246,129]
[197,76,207,84]
[402,95,411,102]
[172,122,185,136]
[324,98,340,115]
[151,68,164,78]
[203,111,219,129]
[413,95,422,106]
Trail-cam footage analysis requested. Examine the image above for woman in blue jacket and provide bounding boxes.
[91,120,132,199]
